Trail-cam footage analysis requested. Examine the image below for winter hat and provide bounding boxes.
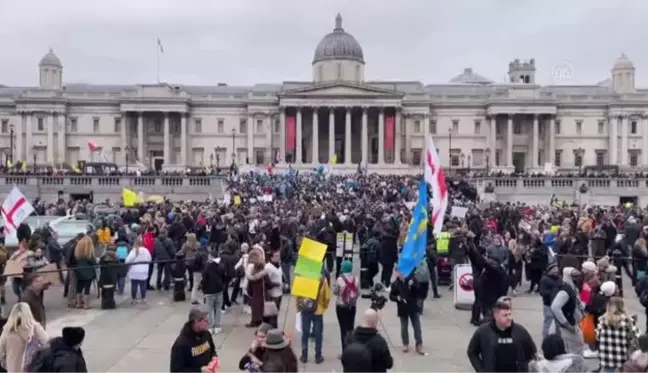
[542,334,566,360]
[263,329,289,350]
[581,261,596,273]
[62,327,85,347]
[341,260,353,274]
[601,281,617,297]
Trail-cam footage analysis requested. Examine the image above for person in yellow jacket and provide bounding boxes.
[97,223,112,246]
[296,271,330,364]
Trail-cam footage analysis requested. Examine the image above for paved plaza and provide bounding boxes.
[29,281,645,372]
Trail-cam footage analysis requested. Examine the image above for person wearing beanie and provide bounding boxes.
[41,326,88,372]
[528,334,586,373]
[333,260,358,355]
[538,263,561,341]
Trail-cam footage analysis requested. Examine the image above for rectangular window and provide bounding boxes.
[574,152,583,167]
[414,120,421,133]
[631,151,639,167]
[598,120,605,135]
[429,120,436,134]
[239,119,247,134]
[194,118,202,133]
[69,117,78,133]
[631,120,638,135]
[452,120,459,133]
[0,119,7,134]
[595,150,605,166]
[555,150,562,167]
[576,120,582,135]
[411,149,422,166]
[217,119,224,133]
[474,120,481,135]
[92,117,100,133]
[513,122,521,134]
[37,117,44,132]
[256,119,263,133]
[154,122,161,133]
[555,120,561,135]
[450,149,460,167]
[114,118,121,133]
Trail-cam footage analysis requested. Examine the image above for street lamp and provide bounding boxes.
[485,148,491,174]
[460,153,465,168]
[209,153,214,168]
[448,128,453,169]
[231,128,237,165]
[575,147,585,174]
[32,146,37,169]
[125,145,130,173]
[9,124,14,165]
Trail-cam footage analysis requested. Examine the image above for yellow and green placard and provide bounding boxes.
[291,237,327,299]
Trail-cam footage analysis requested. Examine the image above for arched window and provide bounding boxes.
[337,63,342,80]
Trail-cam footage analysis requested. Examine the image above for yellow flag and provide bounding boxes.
[6,160,12,168]
[72,165,81,173]
[331,155,337,165]
[122,188,138,207]
[21,161,27,171]
[233,195,242,206]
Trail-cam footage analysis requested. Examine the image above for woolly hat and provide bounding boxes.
[62,327,85,347]
[600,281,617,297]
[581,261,596,273]
[341,260,353,274]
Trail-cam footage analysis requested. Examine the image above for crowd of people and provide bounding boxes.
[2,166,648,371]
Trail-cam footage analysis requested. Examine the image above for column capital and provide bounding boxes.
[361,106,369,113]
[329,107,335,114]
[345,106,352,113]
[378,107,385,114]
[507,114,514,120]
[296,107,302,114]
[533,114,539,120]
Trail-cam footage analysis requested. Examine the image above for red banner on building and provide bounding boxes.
[385,116,395,151]
[286,116,296,151]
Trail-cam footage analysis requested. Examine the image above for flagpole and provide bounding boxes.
[156,42,160,84]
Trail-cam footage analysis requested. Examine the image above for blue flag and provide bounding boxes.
[396,180,429,277]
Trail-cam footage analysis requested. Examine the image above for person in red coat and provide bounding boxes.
[143,226,156,290]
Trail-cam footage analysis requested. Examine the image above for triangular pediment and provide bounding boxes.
[280,82,402,98]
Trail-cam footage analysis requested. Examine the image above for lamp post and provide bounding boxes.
[9,124,14,165]
[460,153,465,168]
[32,146,37,169]
[209,153,214,169]
[215,147,221,168]
[485,148,491,174]
[231,128,237,165]
[448,127,452,169]
[125,146,130,174]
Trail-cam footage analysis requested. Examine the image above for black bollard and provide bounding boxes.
[173,277,186,302]
[100,285,116,309]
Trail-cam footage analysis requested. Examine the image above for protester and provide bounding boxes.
[528,334,586,373]
[46,327,88,372]
[20,274,47,329]
[341,308,393,373]
[538,262,561,340]
[333,260,358,354]
[550,267,585,355]
[259,329,298,373]
[201,251,226,335]
[297,268,330,364]
[125,237,152,305]
[73,236,97,309]
[389,271,426,355]
[0,302,48,372]
[596,297,641,372]
[245,246,267,328]
[170,308,217,373]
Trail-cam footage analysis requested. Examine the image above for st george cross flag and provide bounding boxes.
[424,134,448,235]
[1,187,34,235]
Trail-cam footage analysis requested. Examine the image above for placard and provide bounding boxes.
[336,233,344,258]
[37,263,63,285]
[453,264,474,310]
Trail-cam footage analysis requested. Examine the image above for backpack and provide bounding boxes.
[26,346,54,372]
[115,245,128,260]
[297,278,324,313]
[341,339,373,372]
[339,276,358,307]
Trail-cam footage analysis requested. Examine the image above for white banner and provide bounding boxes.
[1,187,34,235]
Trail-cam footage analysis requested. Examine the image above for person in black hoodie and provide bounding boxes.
[48,326,88,372]
[467,301,536,372]
[538,262,561,341]
[341,308,393,373]
[201,253,226,335]
[389,272,426,355]
[466,239,508,324]
[154,231,176,291]
[170,308,217,373]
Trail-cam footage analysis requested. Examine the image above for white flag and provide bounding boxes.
[1,187,34,235]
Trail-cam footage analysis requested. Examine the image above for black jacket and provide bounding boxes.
[170,322,217,372]
[467,321,536,372]
[538,272,560,306]
[155,233,176,261]
[342,327,393,372]
[389,277,426,317]
[238,347,264,370]
[200,259,225,295]
[49,336,88,372]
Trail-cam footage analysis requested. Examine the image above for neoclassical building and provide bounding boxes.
[1,14,648,173]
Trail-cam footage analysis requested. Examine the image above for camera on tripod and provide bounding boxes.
[369,283,387,310]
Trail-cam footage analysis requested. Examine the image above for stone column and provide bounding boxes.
[489,115,497,164]
[296,108,302,164]
[137,112,144,162]
[404,114,411,165]
[328,108,335,162]
[609,115,617,164]
[549,116,556,165]
[506,115,513,167]
[394,108,402,164]
[180,114,187,166]
[378,109,385,164]
[279,108,286,163]
[56,114,66,165]
[26,113,33,161]
[345,107,352,164]
[532,115,539,168]
[120,113,128,165]
[163,113,170,166]
[621,116,629,166]
[46,114,54,163]
[265,115,272,163]
[643,115,648,167]
[361,108,368,165]
[247,113,254,163]
[16,113,23,162]
[312,108,319,164]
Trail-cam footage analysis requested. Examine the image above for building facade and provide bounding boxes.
[1,14,648,174]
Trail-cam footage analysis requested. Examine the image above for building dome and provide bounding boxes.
[613,53,634,70]
[312,14,364,64]
[449,68,493,85]
[39,49,62,67]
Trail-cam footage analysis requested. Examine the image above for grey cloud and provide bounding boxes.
[1,0,648,86]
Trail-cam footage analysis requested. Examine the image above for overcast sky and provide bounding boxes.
[0,0,645,87]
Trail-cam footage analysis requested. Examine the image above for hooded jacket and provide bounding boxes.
[341,326,393,373]
[49,336,88,372]
[154,232,176,261]
[528,353,586,373]
[170,322,216,372]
